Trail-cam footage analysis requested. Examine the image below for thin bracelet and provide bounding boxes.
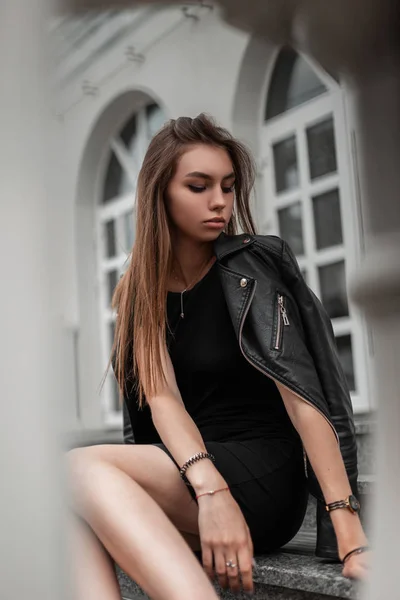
[179,452,215,482]
[196,486,230,500]
[342,546,369,565]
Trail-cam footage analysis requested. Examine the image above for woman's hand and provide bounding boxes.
[342,550,370,580]
[197,491,254,594]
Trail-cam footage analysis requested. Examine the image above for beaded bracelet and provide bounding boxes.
[179,452,215,482]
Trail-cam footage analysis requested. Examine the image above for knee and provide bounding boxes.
[66,447,101,509]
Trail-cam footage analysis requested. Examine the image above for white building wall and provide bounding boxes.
[55,6,372,436]
[57,6,252,434]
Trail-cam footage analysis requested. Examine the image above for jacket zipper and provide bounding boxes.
[275,294,290,350]
[238,281,339,477]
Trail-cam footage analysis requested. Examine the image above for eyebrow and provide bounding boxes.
[184,171,235,181]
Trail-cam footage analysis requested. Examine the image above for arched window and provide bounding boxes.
[97,103,166,425]
[261,49,368,411]
[266,48,327,120]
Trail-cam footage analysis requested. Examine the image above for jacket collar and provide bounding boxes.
[213,232,255,260]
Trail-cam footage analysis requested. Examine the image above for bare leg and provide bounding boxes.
[68,515,121,600]
[68,456,217,600]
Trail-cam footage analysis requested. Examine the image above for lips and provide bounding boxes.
[205,218,226,224]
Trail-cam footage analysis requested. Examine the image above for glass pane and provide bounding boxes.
[110,372,121,412]
[278,202,304,255]
[104,220,116,258]
[266,48,327,120]
[107,270,119,305]
[109,321,116,349]
[319,261,349,318]
[307,117,337,180]
[336,334,356,391]
[120,113,137,148]
[123,210,135,250]
[313,189,343,250]
[146,104,165,140]
[273,136,299,193]
[102,151,123,204]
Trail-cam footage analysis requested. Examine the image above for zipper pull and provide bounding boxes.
[278,295,290,326]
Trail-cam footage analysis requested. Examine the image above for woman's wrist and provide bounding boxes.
[185,459,227,493]
[330,510,368,559]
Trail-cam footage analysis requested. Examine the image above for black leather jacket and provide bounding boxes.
[122,233,358,560]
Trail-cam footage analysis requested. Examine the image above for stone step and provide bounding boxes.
[117,551,360,599]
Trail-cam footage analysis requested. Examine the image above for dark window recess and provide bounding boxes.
[102,151,123,204]
[336,334,356,392]
[266,47,327,120]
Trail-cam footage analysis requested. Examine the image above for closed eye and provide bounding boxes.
[222,185,235,194]
[188,185,206,193]
[188,184,235,194]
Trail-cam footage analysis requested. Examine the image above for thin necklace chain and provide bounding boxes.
[172,254,215,319]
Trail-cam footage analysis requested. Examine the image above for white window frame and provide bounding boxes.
[261,72,370,413]
[95,105,162,427]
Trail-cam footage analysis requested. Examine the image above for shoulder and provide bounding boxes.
[214,232,285,261]
[251,234,285,260]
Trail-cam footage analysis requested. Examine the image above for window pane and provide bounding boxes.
[110,372,120,412]
[123,210,135,250]
[266,48,327,120]
[336,334,356,391]
[146,104,165,140]
[273,136,299,193]
[107,270,118,305]
[120,113,137,148]
[102,151,123,204]
[278,202,304,255]
[109,321,116,349]
[313,189,343,250]
[307,117,337,180]
[319,261,349,318]
[104,219,116,258]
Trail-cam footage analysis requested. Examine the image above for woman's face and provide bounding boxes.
[166,144,235,243]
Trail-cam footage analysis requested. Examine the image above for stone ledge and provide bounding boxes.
[117,552,359,600]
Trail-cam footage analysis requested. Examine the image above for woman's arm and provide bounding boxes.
[276,382,368,573]
[146,337,254,593]
[146,338,226,492]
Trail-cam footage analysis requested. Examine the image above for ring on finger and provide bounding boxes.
[226,559,237,569]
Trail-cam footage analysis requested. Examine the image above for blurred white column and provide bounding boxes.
[0,1,68,599]
[350,66,400,600]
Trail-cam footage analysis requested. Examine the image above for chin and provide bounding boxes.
[197,230,224,242]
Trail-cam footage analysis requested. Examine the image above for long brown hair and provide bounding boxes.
[110,113,257,406]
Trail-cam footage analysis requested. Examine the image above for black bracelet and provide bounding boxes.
[179,452,215,482]
[342,546,369,565]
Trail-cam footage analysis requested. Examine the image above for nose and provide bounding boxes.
[209,187,227,211]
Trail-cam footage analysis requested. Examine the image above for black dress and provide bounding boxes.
[154,262,308,552]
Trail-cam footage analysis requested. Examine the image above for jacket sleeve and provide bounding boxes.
[281,240,359,559]
[281,240,357,449]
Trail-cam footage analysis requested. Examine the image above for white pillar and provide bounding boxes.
[0,1,68,598]
[350,65,400,600]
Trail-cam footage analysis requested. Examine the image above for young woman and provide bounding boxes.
[68,114,369,600]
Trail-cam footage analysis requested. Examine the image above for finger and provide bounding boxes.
[247,527,254,560]
[214,548,229,590]
[225,553,241,593]
[201,544,214,581]
[238,544,254,593]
